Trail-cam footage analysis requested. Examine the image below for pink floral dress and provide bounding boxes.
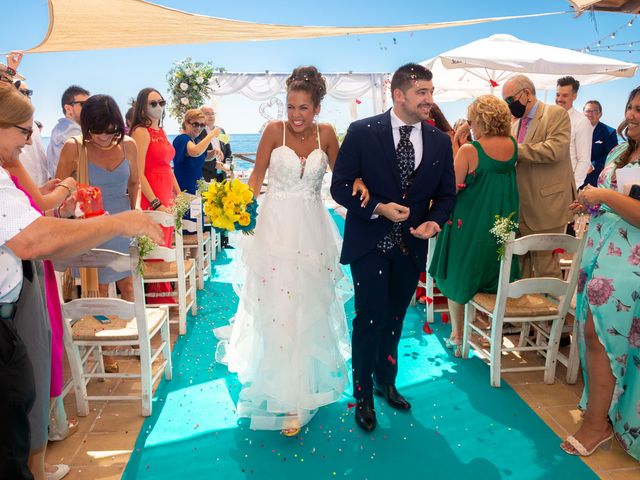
[576,142,640,460]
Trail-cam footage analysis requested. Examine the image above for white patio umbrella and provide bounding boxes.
[422,34,637,102]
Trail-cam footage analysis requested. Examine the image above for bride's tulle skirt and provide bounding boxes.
[215,192,351,430]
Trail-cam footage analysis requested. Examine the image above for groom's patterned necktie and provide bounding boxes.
[377,125,415,253]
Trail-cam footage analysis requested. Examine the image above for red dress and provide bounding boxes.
[140,127,176,302]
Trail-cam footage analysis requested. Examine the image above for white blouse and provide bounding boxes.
[0,167,41,303]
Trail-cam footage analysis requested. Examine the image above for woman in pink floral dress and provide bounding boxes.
[561,86,640,459]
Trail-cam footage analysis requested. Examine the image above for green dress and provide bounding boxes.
[428,139,519,304]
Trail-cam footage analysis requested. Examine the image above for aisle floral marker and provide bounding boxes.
[170,192,192,233]
[135,235,158,277]
[490,212,518,260]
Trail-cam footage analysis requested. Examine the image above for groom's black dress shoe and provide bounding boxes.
[373,384,412,410]
[355,396,377,432]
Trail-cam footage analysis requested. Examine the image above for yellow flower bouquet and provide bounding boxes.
[202,178,257,233]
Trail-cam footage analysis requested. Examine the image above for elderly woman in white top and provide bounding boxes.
[0,78,163,480]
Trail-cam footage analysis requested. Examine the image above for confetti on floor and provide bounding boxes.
[123,212,598,480]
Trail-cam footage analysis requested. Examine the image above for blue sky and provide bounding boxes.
[2,0,638,136]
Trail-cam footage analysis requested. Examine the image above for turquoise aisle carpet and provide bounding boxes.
[123,214,597,480]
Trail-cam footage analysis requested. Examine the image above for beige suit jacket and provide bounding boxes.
[513,101,576,231]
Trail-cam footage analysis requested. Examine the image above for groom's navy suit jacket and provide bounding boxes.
[331,110,457,268]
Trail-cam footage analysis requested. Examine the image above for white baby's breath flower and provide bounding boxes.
[184,67,193,75]
[180,97,189,106]
[180,82,189,91]
[490,213,518,260]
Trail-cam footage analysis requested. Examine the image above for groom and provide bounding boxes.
[331,63,456,432]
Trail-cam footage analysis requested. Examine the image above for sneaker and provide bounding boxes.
[46,464,70,480]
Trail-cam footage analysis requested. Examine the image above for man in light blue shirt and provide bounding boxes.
[45,85,90,178]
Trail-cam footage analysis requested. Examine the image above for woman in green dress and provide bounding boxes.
[561,86,640,459]
[429,95,519,355]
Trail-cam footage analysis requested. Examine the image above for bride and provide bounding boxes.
[216,66,369,436]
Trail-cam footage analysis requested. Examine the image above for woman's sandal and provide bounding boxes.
[560,432,613,456]
[444,338,461,349]
[281,416,300,437]
[104,360,120,374]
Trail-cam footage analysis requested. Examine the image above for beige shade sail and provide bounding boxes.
[569,0,640,13]
[26,0,564,53]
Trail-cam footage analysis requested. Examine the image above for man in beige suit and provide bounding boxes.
[502,75,576,278]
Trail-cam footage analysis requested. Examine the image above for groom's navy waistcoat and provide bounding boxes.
[331,109,457,268]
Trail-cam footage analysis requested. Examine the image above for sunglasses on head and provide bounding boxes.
[504,89,525,106]
[89,127,120,136]
[14,124,33,142]
[148,100,166,108]
[13,80,33,98]
[189,122,206,129]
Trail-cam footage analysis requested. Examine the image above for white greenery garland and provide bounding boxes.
[166,57,223,121]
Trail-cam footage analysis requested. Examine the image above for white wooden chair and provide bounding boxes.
[142,210,197,335]
[422,235,449,323]
[540,216,590,384]
[460,232,587,387]
[55,247,172,417]
[181,196,213,290]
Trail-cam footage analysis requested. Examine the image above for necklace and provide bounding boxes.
[288,122,313,143]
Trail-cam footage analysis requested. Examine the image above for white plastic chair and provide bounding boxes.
[55,247,172,417]
[460,232,587,387]
[142,210,197,335]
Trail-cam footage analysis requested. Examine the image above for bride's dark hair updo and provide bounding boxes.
[286,66,326,107]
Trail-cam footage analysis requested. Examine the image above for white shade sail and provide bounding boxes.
[423,34,637,101]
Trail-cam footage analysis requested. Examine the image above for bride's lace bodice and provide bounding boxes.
[266,123,328,199]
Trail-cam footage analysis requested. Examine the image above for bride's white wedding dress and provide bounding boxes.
[215,123,350,431]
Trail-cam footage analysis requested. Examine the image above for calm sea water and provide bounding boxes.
[41,133,261,171]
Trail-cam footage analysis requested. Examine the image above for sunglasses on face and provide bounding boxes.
[14,124,33,141]
[148,100,166,108]
[504,89,525,106]
[89,128,120,136]
[69,100,86,107]
[189,122,206,129]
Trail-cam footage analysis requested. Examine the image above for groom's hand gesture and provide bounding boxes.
[375,202,410,223]
[409,221,441,239]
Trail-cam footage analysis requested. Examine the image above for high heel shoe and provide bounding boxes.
[560,432,613,456]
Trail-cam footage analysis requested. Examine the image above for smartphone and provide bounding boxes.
[93,315,111,324]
